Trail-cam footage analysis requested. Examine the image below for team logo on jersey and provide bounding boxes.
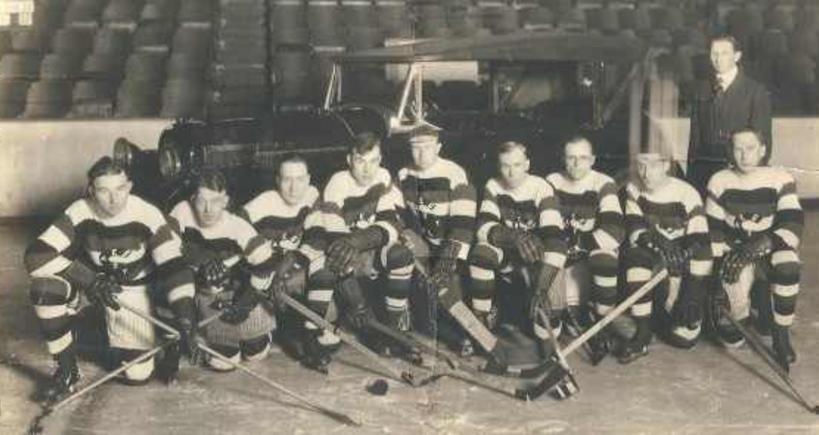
[651,222,685,240]
[731,212,768,237]
[274,229,302,251]
[96,246,146,281]
[352,212,376,230]
[415,196,446,239]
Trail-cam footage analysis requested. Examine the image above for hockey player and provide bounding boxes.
[706,129,803,371]
[545,137,623,359]
[318,133,413,352]
[396,125,494,358]
[468,141,567,345]
[24,157,197,401]
[169,169,277,372]
[238,155,332,371]
[619,152,713,363]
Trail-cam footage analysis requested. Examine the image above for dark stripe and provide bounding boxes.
[555,190,599,220]
[24,240,61,273]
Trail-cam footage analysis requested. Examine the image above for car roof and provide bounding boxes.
[335,31,647,64]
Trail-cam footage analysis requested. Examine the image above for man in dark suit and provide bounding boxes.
[688,35,772,193]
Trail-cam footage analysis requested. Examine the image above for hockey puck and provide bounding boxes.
[366,379,389,396]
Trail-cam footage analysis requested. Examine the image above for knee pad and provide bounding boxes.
[384,244,414,270]
[468,244,501,270]
[242,334,271,361]
[30,276,72,305]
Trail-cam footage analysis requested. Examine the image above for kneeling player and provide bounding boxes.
[619,152,712,363]
[706,129,803,371]
[170,170,277,372]
[546,136,623,359]
[24,157,197,400]
[468,141,567,346]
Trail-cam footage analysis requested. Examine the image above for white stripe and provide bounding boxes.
[34,304,68,320]
[774,228,800,249]
[244,341,271,362]
[690,259,712,277]
[777,193,801,210]
[30,256,73,277]
[469,265,495,280]
[472,298,492,312]
[307,289,334,302]
[533,323,549,340]
[375,221,399,246]
[712,242,728,258]
[455,240,469,261]
[385,297,408,309]
[595,303,613,316]
[672,325,701,340]
[627,267,652,282]
[168,284,195,303]
[251,273,274,291]
[39,226,72,252]
[773,283,799,297]
[773,312,794,326]
[388,264,413,277]
[593,275,617,287]
[207,352,241,371]
[543,252,566,268]
[47,331,72,354]
[480,200,501,219]
[688,215,709,235]
[539,209,563,227]
[152,242,180,266]
[476,222,498,244]
[451,198,477,216]
[632,302,652,317]
[771,250,799,266]
[629,229,646,246]
[318,330,340,345]
[593,229,620,252]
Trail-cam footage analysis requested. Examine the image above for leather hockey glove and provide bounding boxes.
[221,289,260,325]
[336,276,375,330]
[326,227,386,274]
[489,226,544,265]
[721,233,773,284]
[86,273,122,310]
[198,258,229,287]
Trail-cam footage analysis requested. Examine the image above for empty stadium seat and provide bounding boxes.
[39,54,82,80]
[64,0,106,27]
[124,53,167,83]
[132,22,173,53]
[171,27,211,57]
[0,79,30,118]
[166,53,208,79]
[23,80,73,118]
[520,6,554,30]
[92,28,132,58]
[178,0,213,24]
[52,27,95,56]
[141,0,180,22]
[115,79,161,117]
[11,28,49,53]
[82,53,125,81]
[0,53,41,80]
[161,78,204,118]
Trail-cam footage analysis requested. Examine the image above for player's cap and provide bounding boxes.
[408,123,441,145]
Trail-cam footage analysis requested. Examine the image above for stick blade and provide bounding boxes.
[514,363,569,401]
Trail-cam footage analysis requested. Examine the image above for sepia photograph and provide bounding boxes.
[0,0,817,433]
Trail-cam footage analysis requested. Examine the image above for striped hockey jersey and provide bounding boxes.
[170,201,275,292]
[398,157,477,260]
[546,170,625,252]
[624,177,711,274]
[239,186,323,254]
[477,174,567,268]
[319,167,402,245]
[705,167,803,258]
[24,195,195,305]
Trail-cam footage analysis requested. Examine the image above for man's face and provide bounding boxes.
[732,131,766,172]
[636,156,670,192]
[90,172,132,218]
[348,146,382,187]
[410,136,441,170]
[564,140,595,181]
[498,148,530,189]
[193,187,228,228]
[277,161,310,206]
[710,39,741,76]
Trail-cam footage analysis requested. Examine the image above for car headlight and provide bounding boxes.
[112,137,139,168]
[158,140,182,181]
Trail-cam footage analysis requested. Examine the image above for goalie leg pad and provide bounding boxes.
[242,333,272,361]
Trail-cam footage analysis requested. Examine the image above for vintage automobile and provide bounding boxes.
[116,31,650,207]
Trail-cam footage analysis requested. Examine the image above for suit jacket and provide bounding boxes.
[688,70,772,163]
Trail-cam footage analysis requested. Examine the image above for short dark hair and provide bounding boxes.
[192,168,228,194]
[711,34,741,52]
[87,156,128,183]
[563,135,595,155]
[731,128,766,147]
[351,132,381,156]
[278,153,308,174]
[497,141,528,157]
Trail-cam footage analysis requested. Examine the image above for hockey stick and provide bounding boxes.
[46,310,224,413]
[562,268,669,357]
[563,307,604,365]
[276,292,425,386]
[720,306,819,415]
[197,343,362,427]
[525,308,578,400]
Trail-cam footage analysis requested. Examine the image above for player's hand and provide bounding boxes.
[86,274,122,310]
[327,236,358,274]
[515,231,545,265]
[432,240,460,282]
[198,258,229,287]
[178,318,204,366]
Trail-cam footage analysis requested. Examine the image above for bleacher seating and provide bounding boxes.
[0,0,817,119]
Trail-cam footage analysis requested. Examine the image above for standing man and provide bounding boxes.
[24,157,198,400]
[545,136,623,360]
[688,35,771,193]
[706,129,803,372]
